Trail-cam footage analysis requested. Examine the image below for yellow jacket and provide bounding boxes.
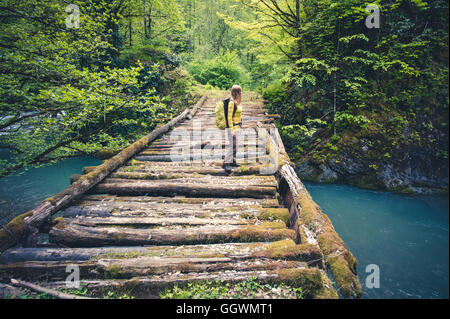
[222,99,242,131]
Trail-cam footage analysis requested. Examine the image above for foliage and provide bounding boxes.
[0,0,186,177]
[159,277,303,299]
[187,50,248,89]
[255,0,448,188]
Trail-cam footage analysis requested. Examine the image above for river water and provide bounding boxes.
[305,182,449,299]
[0,157,448,298]
[0,156,102,225]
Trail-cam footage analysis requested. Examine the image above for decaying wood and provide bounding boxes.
[102,175,277,186]
[58,202,288,220]
[10,278,93,299]
[49,222,296,247]
[58,216,251,227]
[0,239,319,264]
[73,195,280,207]
[90,180,276,198]
[134,151,266,162]
[72,170,277,183]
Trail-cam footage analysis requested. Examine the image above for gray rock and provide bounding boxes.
[317,165,338,183]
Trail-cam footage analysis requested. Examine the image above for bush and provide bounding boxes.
[262,82,287,104]
[187,50,247,89]
[158,66,196,114]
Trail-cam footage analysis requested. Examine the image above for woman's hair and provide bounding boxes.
[231,85,242,100]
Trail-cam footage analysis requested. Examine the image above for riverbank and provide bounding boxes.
[295,159,449,196]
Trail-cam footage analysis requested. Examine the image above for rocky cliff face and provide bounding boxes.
[294,139,449,194]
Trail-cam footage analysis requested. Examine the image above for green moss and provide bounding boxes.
[44,196,58,205]
[255,208,290,226]
[296,191,363,298]
[258,221,287,229]
[272,268,326,298]
[0,211,33,252]
[255,239,295,257]
[314,271,339,299]
[254,240,322,264]
[94,149,121,160]
[231,225,296,242]
[261,199,280,208]
[326,256,362,299]
[103,264,123,279]
[53,217,65,229]
[159,276,300,299]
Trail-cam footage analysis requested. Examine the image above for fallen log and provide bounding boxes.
[0,241,324,287]
[48,222,296,247]
[92,149,121,160]
[58,216,250,227]
[10,278,93,299]
[81,175,277,186]
[115,163,276,176]
[134,151,266,162]
[272,126,363,299]
[72,170,276,183]
[2,258,307,282]
[0,95,208,252]
[0,239,319,264]
[58,205,288,222]
[75,195,280,207]
[89,181,276,198]
[102,176,277,186]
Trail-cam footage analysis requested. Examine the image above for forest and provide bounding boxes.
[0,0,448,193]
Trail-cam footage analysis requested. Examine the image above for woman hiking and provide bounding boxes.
[215,85,243,173]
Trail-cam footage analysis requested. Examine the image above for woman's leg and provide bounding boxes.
[232,131,237,164]
[224,129,234,166]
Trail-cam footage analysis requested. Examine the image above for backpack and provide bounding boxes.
[215,98,237,130]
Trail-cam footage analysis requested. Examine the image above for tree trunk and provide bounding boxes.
[89,180,277,198]
[49,222,296,247]
[129,18,132,46]
[143,0,147,39]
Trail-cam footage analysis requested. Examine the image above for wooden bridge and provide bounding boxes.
[0,93,362,299]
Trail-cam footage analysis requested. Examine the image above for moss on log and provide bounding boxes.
[0,212,33,252]
[1,239,316,264]
[48,223,296,247]
[90,181,276,199]
[93,149,121,160]
[277,162,363,299]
